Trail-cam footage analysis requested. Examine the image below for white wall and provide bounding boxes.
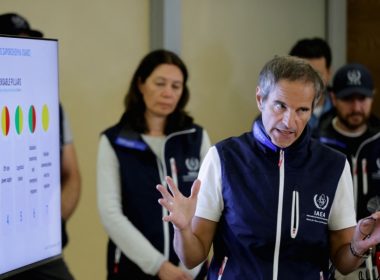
[1,1,325,279]
[182,0,326,143]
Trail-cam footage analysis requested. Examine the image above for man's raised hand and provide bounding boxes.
[157,177,201,230]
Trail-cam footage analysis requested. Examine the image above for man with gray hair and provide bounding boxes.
[157,56,380,279]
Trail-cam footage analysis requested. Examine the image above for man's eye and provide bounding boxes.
[300,108,309,113]
[274,103,284,111]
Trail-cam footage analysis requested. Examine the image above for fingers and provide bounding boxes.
[373,211,380,220]
[157,184,175,211]
[166,176,179,195]
[157,183,173,200]
[358,216,376,238]
[355,213,380,249]
[158,198,174,223]
[158,197,174,212]
[158,178,200,202]
[190,179,201,199]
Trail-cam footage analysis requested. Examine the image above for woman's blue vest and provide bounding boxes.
[102,115,205,279]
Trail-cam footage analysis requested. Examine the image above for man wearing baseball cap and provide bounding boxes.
[315,63,380,279]
[0,13,43,37]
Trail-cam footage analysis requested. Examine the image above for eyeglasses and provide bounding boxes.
[358,216,376,239]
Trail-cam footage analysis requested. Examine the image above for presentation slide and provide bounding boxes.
[0,36,61,278]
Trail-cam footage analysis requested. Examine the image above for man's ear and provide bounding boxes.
[256,87,264,111]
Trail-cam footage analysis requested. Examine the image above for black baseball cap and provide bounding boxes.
[332,63,374,99]
[0,13,43,37]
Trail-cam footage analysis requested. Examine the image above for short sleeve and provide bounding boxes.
[195,146,223,222]
[328,160,357,230]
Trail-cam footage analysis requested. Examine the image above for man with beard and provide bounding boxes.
[315,63,380,279]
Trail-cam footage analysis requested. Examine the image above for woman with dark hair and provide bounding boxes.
[97,49,210,279]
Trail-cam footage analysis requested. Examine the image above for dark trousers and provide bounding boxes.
[5,258,74,280]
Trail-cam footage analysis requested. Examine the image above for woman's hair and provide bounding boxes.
[124,49,193,134]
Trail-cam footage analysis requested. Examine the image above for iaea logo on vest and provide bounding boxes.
[314,194,329,210]
[306,194,330,224]
[182,157,200,182]
[185,157,200,171]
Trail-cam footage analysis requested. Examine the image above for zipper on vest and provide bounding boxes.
[217,256,228,280]
[157,128,197,259]
[362,158,368,195]
[352,156,358,212]
[290,190,299,239]
[113,247,121,273]
[273,149,285,280]
[352,133,380,206]
[157,156,171,259]
[170,157,179,187]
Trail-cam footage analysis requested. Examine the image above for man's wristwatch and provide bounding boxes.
[350,242,371,259]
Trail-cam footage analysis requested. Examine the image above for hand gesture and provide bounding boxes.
[352,211,380,255]
[156,176,201,231]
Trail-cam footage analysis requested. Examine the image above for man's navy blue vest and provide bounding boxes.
[208,119,346,280]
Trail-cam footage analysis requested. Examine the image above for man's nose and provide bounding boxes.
[282,110,296,128]
[351,99,363,111]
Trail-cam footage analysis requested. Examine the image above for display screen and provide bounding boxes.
[0,35,61,279]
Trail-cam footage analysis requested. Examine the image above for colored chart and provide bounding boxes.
[42,104,49,132]
[0,35,60,278]
[15,106,23,135]
[0,105,51,136]
[28,106,36,133]
[1,106,10,136]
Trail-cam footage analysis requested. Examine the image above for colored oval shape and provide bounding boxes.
[28,106,36,133]
[15,106,23,135]
[42,104,49,131]
[1,106,10,136]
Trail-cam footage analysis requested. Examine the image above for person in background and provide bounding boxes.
[157,55,380,279]
[289,37,333,129]
[97,49,210,280]
[314,63,380,279]
[0,13,81,280]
